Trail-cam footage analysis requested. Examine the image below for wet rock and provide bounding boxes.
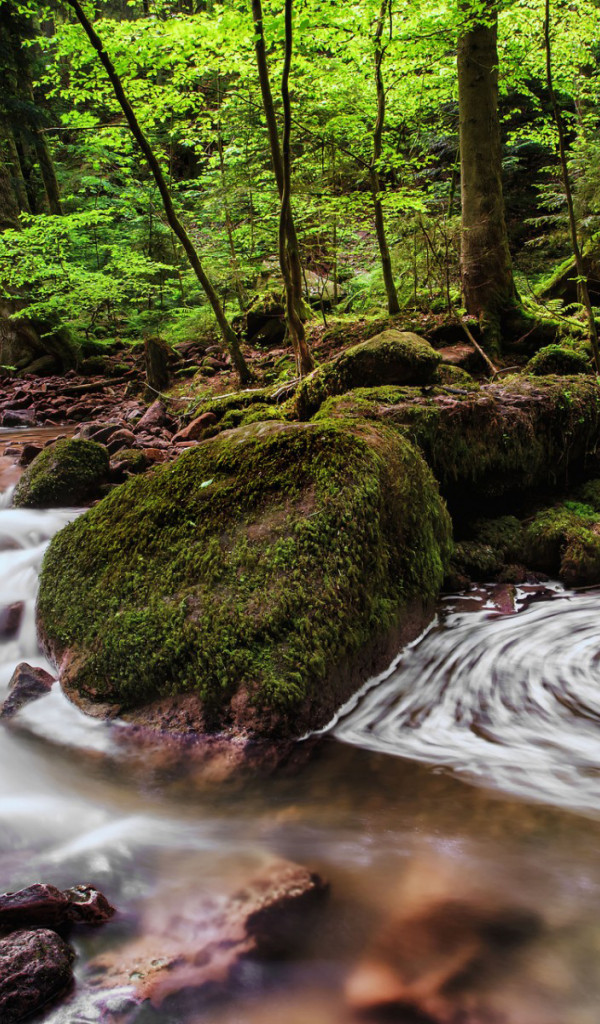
[0,603,24,640]
[172,411,217,443]
[0,883,115,933]
[18,443,43,466]
[1,409,36,428]
[88,859,327,1011]
[0,662,55,718]
[0,928,75,1023]
[82,423,125,445]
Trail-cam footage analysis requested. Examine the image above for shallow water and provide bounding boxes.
[1,454,600,1022]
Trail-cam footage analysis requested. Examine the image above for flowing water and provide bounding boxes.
[1,431,600,1023]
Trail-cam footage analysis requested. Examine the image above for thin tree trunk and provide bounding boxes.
[371,0,400,316]
[66,0,253,383]
[251,0,308,324]
[279,0,313,375]
[4,128,30,215]
[544,0,600,372]
[457,1,518,352]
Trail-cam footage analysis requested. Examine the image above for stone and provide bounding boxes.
[172,411,217,443]
[0,603,24,641]
[134,400,170,433]
[88,859,327,1011]
[1,409,36,428]
[0,928,75,1023]
[0,883,115,933]
[13,439,110,509]
[0,662,55,718]
[18,443,43,466]
[105,429,137,454]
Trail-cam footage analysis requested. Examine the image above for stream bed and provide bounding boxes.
[1,438,600,1023]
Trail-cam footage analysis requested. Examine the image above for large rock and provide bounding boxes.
[87,859,327,1012]
[0,883,115,934]
[0,928,75,1023]
[295,330,441,419]
[13,438,109,508]
[37,419,451,736]
[0,662,55,718]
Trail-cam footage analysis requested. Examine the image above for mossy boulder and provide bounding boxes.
[433,364,479,390]
[526,345,589,376]
[13,439,109,509]
[37,420,451,738]
[317,376,600,507]
[295,330,441,419]
[525,503,600,586]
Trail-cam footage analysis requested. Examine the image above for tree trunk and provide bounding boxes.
[251,0,309,326]
[543,0,600,372]
[66,0,253,385]
[457,2,518,352]
[371,0,400,317]
[279,0,313,375]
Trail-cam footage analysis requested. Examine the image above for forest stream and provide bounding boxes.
[2,429,600,1024]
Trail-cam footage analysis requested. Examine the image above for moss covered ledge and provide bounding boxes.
[37,419,452,739]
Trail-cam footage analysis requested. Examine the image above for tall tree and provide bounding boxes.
[251,0,314,359]
[370,0,400,316]
[544,0,600,372]
[65,0,253,384]
[457,0,519,352]
[279,0,311,375]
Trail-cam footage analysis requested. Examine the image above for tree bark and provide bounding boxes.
[371,0,400,317]
[543,0,600,372]
[66,0,253,384]
[251,0,309,326]
[457,2,519,352]
[279,0,313,375]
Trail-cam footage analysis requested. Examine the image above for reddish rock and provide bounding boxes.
[172,411,217,443]
[18,444,43,466]
[0,602,24,640]
[0,929,75,1023]
[82,423,125,445]
[1,409,35,427]
[88,859,327,1011]
[437,343,475,368]
[106,429,137,454]
[0,663,55,718]
[0,883,115,934]
[134,399,170,432]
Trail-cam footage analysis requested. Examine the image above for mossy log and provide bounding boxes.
[37,420,451,738]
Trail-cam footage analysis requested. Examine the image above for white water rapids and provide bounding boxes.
[1,459,600,1022]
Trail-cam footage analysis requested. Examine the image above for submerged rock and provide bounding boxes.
[0,662,55,718]
[88,859,327,1012]
[13,438,109,508]
[38,419,451,738]
[295,329,441,418]
[0,928,75,1023]
[0,883,115,933]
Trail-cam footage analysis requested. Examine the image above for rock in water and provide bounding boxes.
[37,420,451,739]
[0,883,116,933]
[0,663,55,718]
[13,438,109,508]
[0,928,75,1023]
[88,859,327,1011]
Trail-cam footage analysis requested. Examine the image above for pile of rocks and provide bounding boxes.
[0,883,115,1023]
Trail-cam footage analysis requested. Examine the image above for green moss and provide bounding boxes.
[433,364,479,389]
[526,503,600,585]
[112,448,149,473]
[575,479,600,512]
[219,402,289,431]
[295,330,441,419]
[13,439,109,508]
[471,516,527,563]
[451,541,503,580]
[38,420,451,736]
[526,345,590,376]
